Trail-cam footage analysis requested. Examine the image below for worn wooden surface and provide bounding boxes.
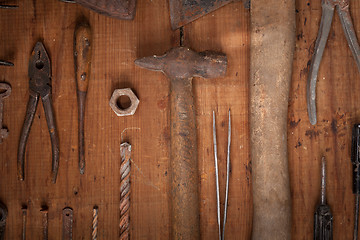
[1,0,360,239]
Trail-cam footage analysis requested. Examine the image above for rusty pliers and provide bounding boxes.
[18,42,59,183]
[307,0,360,125]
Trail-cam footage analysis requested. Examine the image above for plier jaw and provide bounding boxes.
[28,42,51,98]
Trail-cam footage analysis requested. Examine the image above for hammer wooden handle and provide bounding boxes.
[170,77,200,239]
[74,22,92,174]
[250,0,295,239]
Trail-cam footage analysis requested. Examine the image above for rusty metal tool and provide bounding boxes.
[0,2,18,8]
[120,142,131,240]
[62,207,73,240]
[250,0,295,239]
[307,0,360,125]
[169,0,249,30]
[92,206,98,240]
[352,124,360,240]
[213,110,231,240]
[135,47,227,239]
[0,202,7,240]
[17,42,59,183]
[21,206,27,240]
[74,22,92,174]
[59,0,136,20]
[314,156,333,240]
[0,82,11,144]
[41,207,48,240]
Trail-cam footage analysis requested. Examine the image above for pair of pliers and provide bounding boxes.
[17,42,59,183]
[307,0,360,125]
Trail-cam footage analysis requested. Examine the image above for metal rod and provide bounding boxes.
[120,143,131,240]
[213,111,221,240]
[22,206,27,240]
[320,156,326,205]
[222,109,231,240]
[92,206,98,240]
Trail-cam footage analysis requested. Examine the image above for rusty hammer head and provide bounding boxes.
[134,47,227,80]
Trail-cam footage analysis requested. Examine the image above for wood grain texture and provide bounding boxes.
[289,0,360,239]
[2,0,360,239]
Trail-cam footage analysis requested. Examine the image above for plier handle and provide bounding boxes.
[17,42,59,183]
[307,0,360,125]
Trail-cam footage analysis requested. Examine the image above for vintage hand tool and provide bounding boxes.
[213,110,231,240]
[41,206,48,240]
[74,22,92,174]
[120,143,131,240]
[135,47,227,239]
[92,206,98,240]
[307,0,360,125]
[0,82,11,143]
[169,0,249,30]
[314,156,333,240]
[62,207,73,240]
[21,206,27,240]
[352,124,360,240]
[250,0,295,239]
[0,202,7,240]
[59,0,136,20]
[0,3,18,8]
[18,42,59,183]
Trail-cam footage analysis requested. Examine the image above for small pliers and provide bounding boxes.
[18,42,59,183]
[307,0,360,125]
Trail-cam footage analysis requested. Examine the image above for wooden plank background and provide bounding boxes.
[0,0,359,239]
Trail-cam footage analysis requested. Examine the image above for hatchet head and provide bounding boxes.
[169,0,249,30]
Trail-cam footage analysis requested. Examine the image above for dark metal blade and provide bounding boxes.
[169,0,237,30]
[75,0,136,20]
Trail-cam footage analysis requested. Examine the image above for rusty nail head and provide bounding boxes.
[109,88,139,116]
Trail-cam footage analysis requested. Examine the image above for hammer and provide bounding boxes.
[135,47,227,239]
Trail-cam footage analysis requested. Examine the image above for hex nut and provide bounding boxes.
[109,88,139,116]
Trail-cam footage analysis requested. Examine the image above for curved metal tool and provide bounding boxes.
[18,42,59,183]
[307,0,360,125]
[213,110,231,240]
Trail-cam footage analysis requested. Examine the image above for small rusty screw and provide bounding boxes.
[109,88,139,116]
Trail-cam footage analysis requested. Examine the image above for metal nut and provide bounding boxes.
[109,88,139,116]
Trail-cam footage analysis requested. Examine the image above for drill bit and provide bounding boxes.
[120,142,131,240]
[352,124,360,240]
[213,109,231,240]
[21,206,27,240]
[92,206,98,240]
[314,156,333,240]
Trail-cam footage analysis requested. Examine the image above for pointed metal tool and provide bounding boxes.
[307,0,360,125]
[213,109,231,240]
[352,124,360,240]
[314,156,333,240]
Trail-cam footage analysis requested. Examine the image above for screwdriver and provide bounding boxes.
[351,124,360,240]
[314,156,333,240]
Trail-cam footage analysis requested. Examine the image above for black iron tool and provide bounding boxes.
[352,124,360,240]
[314,156,333,240]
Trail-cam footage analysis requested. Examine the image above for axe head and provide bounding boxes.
[169,0,248,30]
[75,0,136,20]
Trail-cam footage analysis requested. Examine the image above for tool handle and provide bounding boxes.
[250,0,295,239]
[17,92,39,181]
[170,77,200,239]
[42,93,60,183]
[74,22,91,174]
[314,205,333,240]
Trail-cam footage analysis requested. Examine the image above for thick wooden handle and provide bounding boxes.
[74,23,91,93]
[250,0,295,239]
[170,77,200,240]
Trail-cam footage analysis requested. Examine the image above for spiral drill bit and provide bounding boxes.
[92,206,98,240]
[120,142,131,240]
